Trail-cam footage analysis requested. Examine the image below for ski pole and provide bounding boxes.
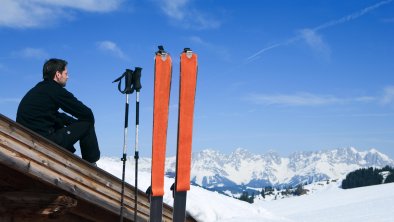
[132,67,142,222]
[113,69,135,222]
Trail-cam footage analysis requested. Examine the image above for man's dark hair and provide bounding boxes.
[43,58,68,80]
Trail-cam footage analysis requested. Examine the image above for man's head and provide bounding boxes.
[43,58,69,87]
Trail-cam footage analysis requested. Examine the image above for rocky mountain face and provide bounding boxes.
[167,147,394,195]
[124,147,394,196]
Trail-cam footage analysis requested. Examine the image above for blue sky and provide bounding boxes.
[1,0,394,159]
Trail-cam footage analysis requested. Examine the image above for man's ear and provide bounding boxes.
[53,71,60,80]
[55,71,61,77]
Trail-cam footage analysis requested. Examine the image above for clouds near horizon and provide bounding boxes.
[381,86,394,106]
[245,92,343,106]
[244,87,394,107]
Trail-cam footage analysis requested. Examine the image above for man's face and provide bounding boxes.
[55,67,69,87]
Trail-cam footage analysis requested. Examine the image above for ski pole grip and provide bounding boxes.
[132,67,142,92]
[112,69,135,94]
[124,69,134,94]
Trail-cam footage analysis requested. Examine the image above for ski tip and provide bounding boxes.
[146,186,152,195]
[170,183,175,198]
[145,186,152,203]
[156,45,167,54]
[183,48,193,59]
[156,45,170,61]
[183,48,192,53]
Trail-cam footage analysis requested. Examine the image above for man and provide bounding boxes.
[16,58,100,164]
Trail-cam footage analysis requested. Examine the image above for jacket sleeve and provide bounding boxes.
[54,87,95,124]
[55,112,77,126]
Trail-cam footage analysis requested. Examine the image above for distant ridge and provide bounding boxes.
[102,147,394,196]
[187,147,394,195]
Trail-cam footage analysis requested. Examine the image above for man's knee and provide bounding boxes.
[85,151,100,163]
[72,121,93,130]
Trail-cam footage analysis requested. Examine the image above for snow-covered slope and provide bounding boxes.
[257,182,394,222]
[113,147,394,196]
[97,157,394,222]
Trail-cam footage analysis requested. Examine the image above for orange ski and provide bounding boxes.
[172,48,198,222]
[175,48,198,192]
[151,47,172,197]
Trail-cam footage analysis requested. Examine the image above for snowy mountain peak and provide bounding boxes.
[369,148,379,153]
[229,147,254,159]
[97,156,394,222]
[233,147,250,154]
[367,148,391,160]
[107,147,394,197]
[349,146,358,153]
[199,148,219,155]
[188,147,394,195]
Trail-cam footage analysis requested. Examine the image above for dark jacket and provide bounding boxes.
[16,80,94,137]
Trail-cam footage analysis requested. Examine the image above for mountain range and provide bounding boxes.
[128,147,394,196]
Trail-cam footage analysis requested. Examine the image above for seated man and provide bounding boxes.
[16,58,100,164]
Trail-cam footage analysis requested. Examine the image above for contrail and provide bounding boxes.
[245,36,301,62]
[314,0,393,31]
[245,0,393,62]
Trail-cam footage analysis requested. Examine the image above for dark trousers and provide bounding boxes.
[48,121,100,163]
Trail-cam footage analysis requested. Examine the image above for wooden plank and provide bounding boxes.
[0,165,121,222]
[1,134,122,204]
[0,142,139,220]
[0,114,196,222]
[0,213,89,222]
[1,123,144,204]
[0,191,77,217]
[0,118,147,221]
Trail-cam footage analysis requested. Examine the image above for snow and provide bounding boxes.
[380,171,391,183]
[370,148,392,162]
[258,182,394,222]
[97,157,394,222]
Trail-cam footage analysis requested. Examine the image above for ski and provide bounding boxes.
[173,48,198,222]
[149,46,172,222]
